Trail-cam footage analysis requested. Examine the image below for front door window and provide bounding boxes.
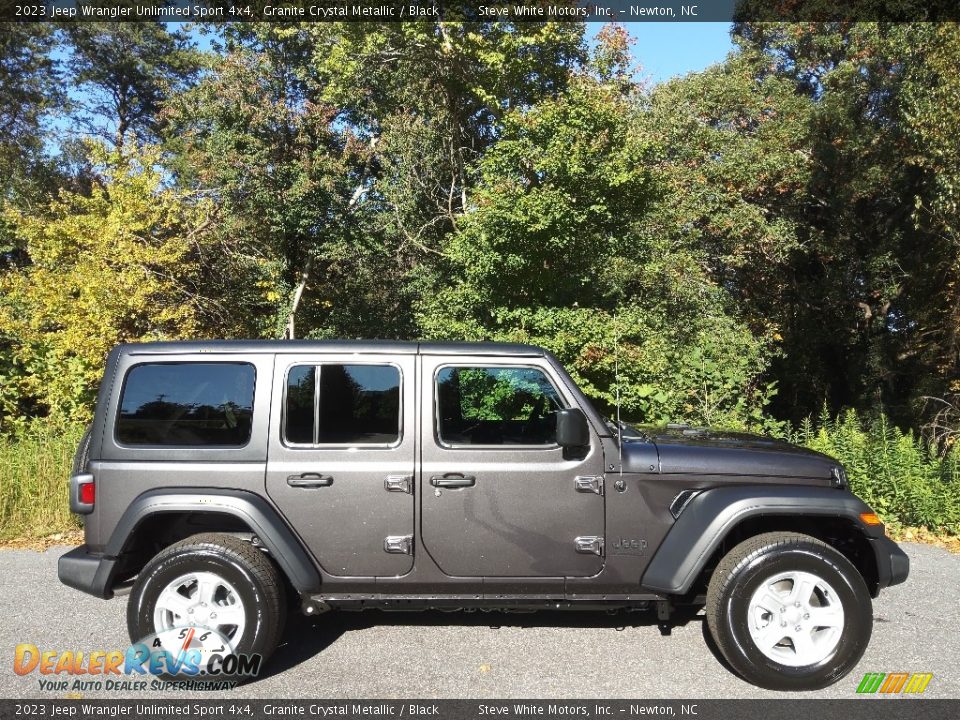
[436,366,564,446]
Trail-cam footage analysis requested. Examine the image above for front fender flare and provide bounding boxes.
[106,488,322,593]
[640,485,880,595]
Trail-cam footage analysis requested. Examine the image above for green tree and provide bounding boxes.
[168,21,587,340]
[65,23,201,147]
[643,23,960,435]
[418,43,776,428]
[0,24,65,256]
[166,24,359,339]
[297,21,586,339]
[895,24,960,443]
[0,24,62,193]
[0,144,213,431]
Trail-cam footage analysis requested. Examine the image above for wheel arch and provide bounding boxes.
[640,485,885,597]
[105,488,321,595]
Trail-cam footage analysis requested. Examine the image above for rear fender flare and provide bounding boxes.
[106,488,321,593]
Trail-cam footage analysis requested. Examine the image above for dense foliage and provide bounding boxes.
[1,21,959,448]
[790,409,960,533]
[1,145,214,430]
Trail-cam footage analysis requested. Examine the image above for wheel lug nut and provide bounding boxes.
[804,613,810,620]
[795,625,802,632]
[188,608,194,614]
[795,602,801,608]
[210,613,217,619]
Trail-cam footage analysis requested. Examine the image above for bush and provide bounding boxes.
[789,409,960,534]
[0,423,84,541]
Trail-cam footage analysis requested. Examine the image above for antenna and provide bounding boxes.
[614,313,623,477]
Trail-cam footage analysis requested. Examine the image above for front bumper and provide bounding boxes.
[870,534,910,592]
[58,545,117,599]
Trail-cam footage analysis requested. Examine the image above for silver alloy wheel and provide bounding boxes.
[152,571,247,646]
[746,570,845,667]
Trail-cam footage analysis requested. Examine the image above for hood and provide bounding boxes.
[623,425,841,481]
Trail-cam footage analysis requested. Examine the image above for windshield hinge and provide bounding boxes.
[383,535,413,555]
[575,536,604,556]
[574,475,604,496]
[384,474,413,494]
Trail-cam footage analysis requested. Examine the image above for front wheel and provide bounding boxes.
[705,532,873,690]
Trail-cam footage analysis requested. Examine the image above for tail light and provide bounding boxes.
[70,473,95,514]
[79,481,95,505]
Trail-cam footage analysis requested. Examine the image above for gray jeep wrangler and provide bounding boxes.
[59,340,909,690]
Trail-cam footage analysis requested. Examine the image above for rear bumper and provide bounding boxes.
[871,535,910,592]
[58,545,117,599]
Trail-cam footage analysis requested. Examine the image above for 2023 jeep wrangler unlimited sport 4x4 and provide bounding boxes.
[59,340,909,690]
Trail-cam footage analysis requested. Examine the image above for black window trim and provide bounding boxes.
[113,360,257,450]
[281,361,404,450]
[433,362,570,451]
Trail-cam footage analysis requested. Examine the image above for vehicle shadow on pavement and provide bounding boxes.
[251,605,728,684]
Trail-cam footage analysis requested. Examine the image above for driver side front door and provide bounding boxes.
[419,356,606,578]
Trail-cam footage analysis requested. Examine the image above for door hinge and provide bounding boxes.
[575,475,604,496]
[384,474,413,494]
[575,535,604,556]
[383,535,413,555]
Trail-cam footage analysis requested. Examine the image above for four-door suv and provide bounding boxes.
[59,340,909,690]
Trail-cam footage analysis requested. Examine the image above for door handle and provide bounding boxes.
[430,474,476,488]
[287,473,333,488]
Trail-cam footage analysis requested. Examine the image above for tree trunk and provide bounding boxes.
[284,257,313,339]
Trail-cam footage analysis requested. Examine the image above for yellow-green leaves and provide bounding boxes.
[0,143,209,429]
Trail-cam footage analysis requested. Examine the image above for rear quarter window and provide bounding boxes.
[116,362,256,447]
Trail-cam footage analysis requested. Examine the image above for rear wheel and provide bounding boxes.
[127,533,286,679]
[706,532,872,690]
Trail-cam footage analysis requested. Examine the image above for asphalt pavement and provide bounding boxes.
[0,543,956,699]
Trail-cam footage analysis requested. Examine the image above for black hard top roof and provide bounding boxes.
[119,340,546,358]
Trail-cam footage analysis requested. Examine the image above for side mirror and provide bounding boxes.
[556,407,590,447]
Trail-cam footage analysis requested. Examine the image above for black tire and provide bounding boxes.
[127,533,286,680]
[705,531,872,691]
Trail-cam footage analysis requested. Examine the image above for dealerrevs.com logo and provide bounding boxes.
[13,626,261,692]
[856,672,934,695]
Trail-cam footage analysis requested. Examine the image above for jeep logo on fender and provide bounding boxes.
[610,537,648,555]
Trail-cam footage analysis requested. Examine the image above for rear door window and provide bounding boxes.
[116,363,256,447]
[283,364,401,446]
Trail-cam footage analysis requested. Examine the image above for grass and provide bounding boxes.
[0,424,84,543]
